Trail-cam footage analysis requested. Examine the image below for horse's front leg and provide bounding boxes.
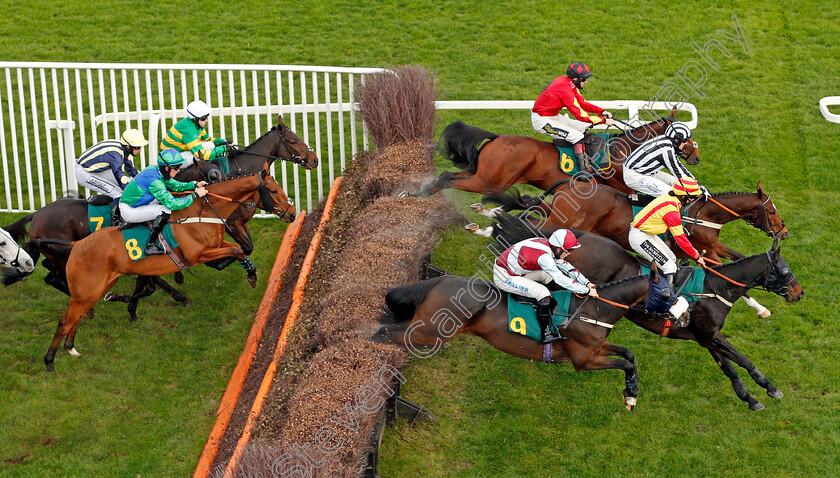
[569,340,639,411]
[707,348,762,410]
[195,243,257,287]
[710,332,782,409]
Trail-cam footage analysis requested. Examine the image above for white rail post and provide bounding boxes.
[819,97,840,124]
[47,119,78,193]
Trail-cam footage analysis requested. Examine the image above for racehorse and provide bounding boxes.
[472,180,788,317]
[0,226,34,274]
[375,226,801,410]
[43,169,291,371]
[377,266,670,411]
[418,110,699,196]
[2,116,306,318]
[482,215,803,409]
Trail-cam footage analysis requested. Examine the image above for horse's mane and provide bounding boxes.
[610,116,673,139]
[205,170,263,185]
[599,273,647,288]
[243,122,282,149]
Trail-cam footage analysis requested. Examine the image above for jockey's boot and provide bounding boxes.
[110,201,121,227]
[144,212,171,256]
[660,273,675,301]
[536,297,560,343]
[573,142,594,180]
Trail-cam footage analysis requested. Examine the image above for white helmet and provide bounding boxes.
[186,100,212,120]
[120,128,149,148]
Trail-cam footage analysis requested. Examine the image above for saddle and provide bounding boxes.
[87,195,121,227]
[627,193,655,209]
[583,133,608,159]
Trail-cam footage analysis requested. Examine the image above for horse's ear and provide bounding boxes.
[650,262,659,280]
[671,105,677,118]
[277,115,286,126]
[771,236,780,253]
[757,181,764,196]
[262,161,269,172]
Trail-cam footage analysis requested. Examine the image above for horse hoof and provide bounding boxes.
[758,309,771,318]
[464,223,479,232]
[750,401,765,411]
[67,347,80,357]
[45,362,55,373]
[103,291,115,302]
[768,389,784,399]
[180,300,192,307]
[247,276,257,288]
[470,203,485,213]
[624,396,637,412]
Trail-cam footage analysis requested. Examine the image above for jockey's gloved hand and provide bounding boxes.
[225,144,236,155]
[700,185,710,198]
[222,138,233,145]
[602,111,613,119]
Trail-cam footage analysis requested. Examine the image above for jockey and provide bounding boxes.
[120,149,207,256]
[629,177,707,287]
[75,129,148,201]
[622,121,706,197]
[531,62,617,179]
[494,229,598,343]
[160,100,233,175]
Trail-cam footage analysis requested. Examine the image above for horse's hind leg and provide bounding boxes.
[152,276,191,307]
[708,348,762,410]
[45,299,90,372]
[63,311,90,357]
[125,276,157,322]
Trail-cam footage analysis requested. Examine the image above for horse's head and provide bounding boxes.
[257,170,296,222]
[756,182,788,240]
[763,241,803,302]
[677,137,700,165]
[274,116,319,170]
[0,228,34,273]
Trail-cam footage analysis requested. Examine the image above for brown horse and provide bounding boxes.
[2,116,307,318]
[375,232,801,411]
[377,267,668,411]
[43,170,291,371]
[473,181,788,317]
[483,216,803,409]
[419,111,699,196]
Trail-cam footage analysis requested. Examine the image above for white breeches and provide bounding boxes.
[493,264,553,301]
[75,165,122,198]
[531,111,588,144]
[629,227,678,275]
[623,168,678,197]
[120,202,171,223]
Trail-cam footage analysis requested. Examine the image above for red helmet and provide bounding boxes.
[548,229,581,251]
[567,62,594,86]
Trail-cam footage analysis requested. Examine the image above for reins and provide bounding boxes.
[700,257,747,287]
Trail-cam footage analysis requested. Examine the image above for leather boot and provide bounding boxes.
[110,201,121,227]
[144,212,171,256]
[660,273,675,301]
[573,143,593,179]
[536,297,560,343]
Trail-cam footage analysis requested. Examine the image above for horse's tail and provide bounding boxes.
[438,121,499,173]
[2,214,34,243]
[382,276,448,323]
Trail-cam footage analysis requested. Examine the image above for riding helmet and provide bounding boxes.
[548,229,582,252]
[664,122,693,144]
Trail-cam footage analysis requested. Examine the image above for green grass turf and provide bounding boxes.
[1,0,839,476]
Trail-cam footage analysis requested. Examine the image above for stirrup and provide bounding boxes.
[144,244,166,256]
[118,221,132,231]
[541,327,561,343]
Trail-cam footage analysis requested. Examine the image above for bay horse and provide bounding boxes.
[43,169,291,371]
[419,110,699,196]
[375,234,800,411]
[473,180,788,317]
[483,214,803,409]
[2,116,307,318]
[377,266,670,411]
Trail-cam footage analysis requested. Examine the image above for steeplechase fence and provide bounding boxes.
[0,61,697,214]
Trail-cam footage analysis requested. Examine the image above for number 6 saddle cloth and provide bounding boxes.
[507,290,573,342]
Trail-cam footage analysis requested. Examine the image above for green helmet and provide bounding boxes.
[157,149,186,168]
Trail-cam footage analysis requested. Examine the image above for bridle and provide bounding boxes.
[682,193,787,239]
[228,125,314,173]
[0,237,26,269]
